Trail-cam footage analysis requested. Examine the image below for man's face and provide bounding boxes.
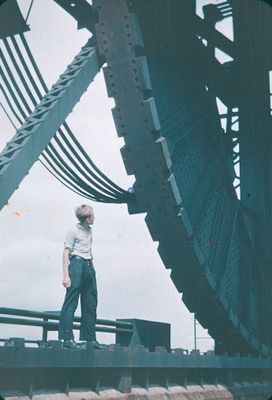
[86,211,94,225]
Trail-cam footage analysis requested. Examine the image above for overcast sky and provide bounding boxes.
[0,0,230,350]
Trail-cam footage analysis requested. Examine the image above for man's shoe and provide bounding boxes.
[88,340,108,350]
[63,339,80,349]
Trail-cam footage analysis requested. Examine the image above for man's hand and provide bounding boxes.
[62,248,71,288]
[63,276,71,288]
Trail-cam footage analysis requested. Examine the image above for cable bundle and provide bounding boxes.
[0,33,133,204]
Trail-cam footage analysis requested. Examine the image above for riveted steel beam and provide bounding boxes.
[0,38,100,210]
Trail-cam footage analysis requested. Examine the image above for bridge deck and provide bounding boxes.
[0,338,271,396]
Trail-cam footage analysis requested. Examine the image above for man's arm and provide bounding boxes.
[62,248,71,288]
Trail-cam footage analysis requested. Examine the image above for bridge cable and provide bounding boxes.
[0,63,123,203]
[20,34,131,199]
[17,34,131,197]
[0,35,133,203]
[6,35,130,199]
[0,37,131,202]
[2,37,118,201]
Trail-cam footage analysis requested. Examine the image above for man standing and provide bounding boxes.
[59,204,104,349]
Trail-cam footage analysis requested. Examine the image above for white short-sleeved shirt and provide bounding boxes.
[64,223,93,260]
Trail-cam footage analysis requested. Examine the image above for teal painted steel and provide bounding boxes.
[0,339,271,393]
[94,0,272,356]
[0,0,271,359]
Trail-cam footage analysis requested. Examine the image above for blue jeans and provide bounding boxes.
[59,256,97,341]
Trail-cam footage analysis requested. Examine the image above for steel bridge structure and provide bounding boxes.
[0,0,272,398]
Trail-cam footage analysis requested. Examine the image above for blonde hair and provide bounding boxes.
[75,204,93,222]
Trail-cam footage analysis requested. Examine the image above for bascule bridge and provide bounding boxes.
[0,0,272,398]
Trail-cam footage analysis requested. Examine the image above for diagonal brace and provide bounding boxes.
[0,38,100,210]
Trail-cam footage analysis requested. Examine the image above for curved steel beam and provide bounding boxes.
[94,0,272,357]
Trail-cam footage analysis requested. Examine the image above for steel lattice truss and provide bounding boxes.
[0,0,271,357]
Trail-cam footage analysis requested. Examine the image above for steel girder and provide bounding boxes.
[0,0,29,38]
[233,0,272,343]
[0,39,100,210]
[94,0,272,356]
[0,0,271,359]
[0,339,272,393]
[52,0,96,32]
